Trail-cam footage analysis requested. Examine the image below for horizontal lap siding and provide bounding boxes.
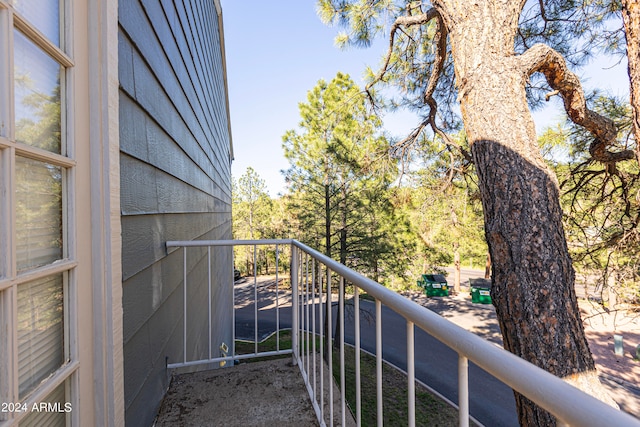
[118,1,233,425]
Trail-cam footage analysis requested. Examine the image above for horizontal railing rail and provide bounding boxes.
[166,239,640,427]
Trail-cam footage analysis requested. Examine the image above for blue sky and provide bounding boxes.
[221,1,630,197]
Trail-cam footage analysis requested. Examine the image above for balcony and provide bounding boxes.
[154,239,640,426]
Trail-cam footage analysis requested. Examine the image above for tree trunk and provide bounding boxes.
[324,183,331,361]
[453,245,461,293]
[335,187,348,350]
[485,252,492,280]
[325,183,331,258]
[621,0,640,162]
[439,2,615,424]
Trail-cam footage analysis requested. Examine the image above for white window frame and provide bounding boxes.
[1,0,122,425]
[0,1,77,425]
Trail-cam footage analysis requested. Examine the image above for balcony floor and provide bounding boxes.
[154,358,320,426]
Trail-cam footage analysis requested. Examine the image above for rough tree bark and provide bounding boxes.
[485,252,492,280]
[453,244,461,292]
[431,1,617,424]
[621,0,640,162]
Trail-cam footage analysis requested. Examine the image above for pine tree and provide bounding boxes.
[317,1,633,422]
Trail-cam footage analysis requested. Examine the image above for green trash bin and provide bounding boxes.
[421,274,449,297]
[470,278,492,304]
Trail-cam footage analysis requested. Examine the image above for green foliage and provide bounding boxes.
[232,168,275,275]
[540,95,640,303]
[282,72,413,283]
[317,1,461,131]
[538,124,571,167]
[233,167,272,240]
[14,76,61,153]
[317,0,628,129]
[317,0,639,302]
[396,140,487,281]
[517,0,625,64]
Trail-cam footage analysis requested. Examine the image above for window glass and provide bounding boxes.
[14,30,62,154]
[17,274,65,399]
[10,0,60,46]
[16,156,63,272]
[19,382,67,426]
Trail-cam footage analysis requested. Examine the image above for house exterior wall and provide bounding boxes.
[118,1,233,425]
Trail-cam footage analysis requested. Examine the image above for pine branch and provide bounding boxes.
[365,9,439,92]
[520,43,636,164]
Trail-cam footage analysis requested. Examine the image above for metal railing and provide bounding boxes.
[165,239,294,368]
[166,239,640,427]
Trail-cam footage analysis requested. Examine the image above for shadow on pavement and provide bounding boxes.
[398,288,503,344]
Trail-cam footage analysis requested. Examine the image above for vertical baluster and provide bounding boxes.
[291,245,298,366]
[304,254,315,393]
[376,299,383,427]
[355,286,361,427]
[339,276,345,427]
[327,269,333,427]
[458,355,469,427]
[183,247,187,364]
[232,245,237,363]
[275,244,280,352]
[312,258,316,397]
[319,265,324,423]
[208,246,212,361]
[254,244,258,355]
[407,321,415,427]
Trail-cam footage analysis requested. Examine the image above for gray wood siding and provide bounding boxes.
[118,1,233,425]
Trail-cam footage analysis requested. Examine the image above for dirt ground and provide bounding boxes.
[154,356,356,427]
[155,358,320,427]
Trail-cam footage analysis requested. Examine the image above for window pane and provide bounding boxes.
[16,156,63,272]
[19,382,67,426]
[10,0,60,46]
[14,30,62,154]
[17,274,65,399]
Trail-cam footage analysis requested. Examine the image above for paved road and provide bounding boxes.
[442,267,486,290]
[443,266,596,300]
[234,276,519,426]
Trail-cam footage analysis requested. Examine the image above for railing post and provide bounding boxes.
[291,244,298,366]
[232,246,236,364]
[208,246,212,361]
[407,321,415,427]
[339,277,346,427]
[312,257,316,393]
[253,245,258,355]
[183,247,187,364]
[376,299,383,427]
[275,244,280,352]
[327,268,333,427]
[458,355,469,427]
[319,266,325,422]
[355,286,362,427]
